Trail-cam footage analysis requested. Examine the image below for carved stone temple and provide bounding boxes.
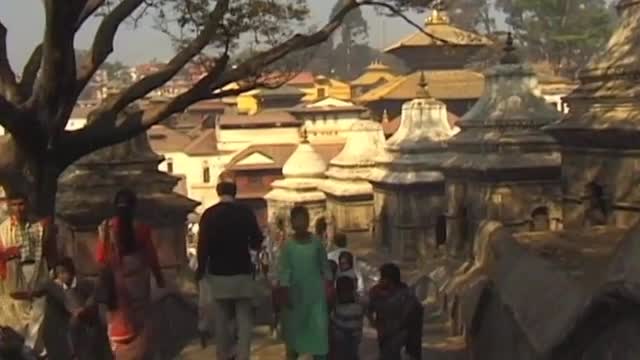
[441,35,562,260]
[57,130,198,275]
[319,119,385,242]
[440,2,640,358]
[367,74,458,263]
[265,134,328,235]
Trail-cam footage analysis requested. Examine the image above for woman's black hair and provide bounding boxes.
[290,205,309,220]
[338,251,354,268]
[380,263,401,285]
[336,276,356,304]
[114,188,137,255]
[54,257,76,275]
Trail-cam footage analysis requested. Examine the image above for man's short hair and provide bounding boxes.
[216,181,237,197]
[334,233,347,248]
[380,263,401,285]
[6,190,27,201]
[55,257,76,275]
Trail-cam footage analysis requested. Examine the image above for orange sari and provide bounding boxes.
[96,218,162,360]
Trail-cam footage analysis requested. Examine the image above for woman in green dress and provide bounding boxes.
[277,206,331,360]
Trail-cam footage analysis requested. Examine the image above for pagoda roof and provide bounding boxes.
[351,61,397,86]
[544,1,640,149]
[357,69,484,103]
[384,9,493,54]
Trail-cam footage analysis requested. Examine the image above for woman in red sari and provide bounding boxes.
[96,189,165,360]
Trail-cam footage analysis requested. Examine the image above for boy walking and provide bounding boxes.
[368,263,423,360]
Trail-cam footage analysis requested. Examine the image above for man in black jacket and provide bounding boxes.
[196,181,264,360]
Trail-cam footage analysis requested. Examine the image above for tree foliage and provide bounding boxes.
[328,0,370,79]
[495,0,614,75]
[0,0,426,215]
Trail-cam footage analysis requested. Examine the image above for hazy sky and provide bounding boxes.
[1,1,427,69]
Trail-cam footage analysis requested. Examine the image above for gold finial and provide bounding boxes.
[301,127,309,143]
[500,32,521,65]
[425,0,450,25]
[416,71,431,98]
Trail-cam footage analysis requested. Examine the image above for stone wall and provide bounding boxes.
[373,184,445,263]
[561,149,640,229]
[445,180,562,259]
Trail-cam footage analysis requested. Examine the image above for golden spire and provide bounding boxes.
[416,71,431,99]
[382,109,390,123]
[425,0,450,25]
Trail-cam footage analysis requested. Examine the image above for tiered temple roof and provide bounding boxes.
[368,73,457,186]
[544,0,640,148]
[265,132,328,203]
[442,35,561,180]
[320,120,386,197]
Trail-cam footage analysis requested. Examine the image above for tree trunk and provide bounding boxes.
[27,156,61,219]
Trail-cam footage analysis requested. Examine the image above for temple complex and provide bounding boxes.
[441,35,563,260]
[545,0,640,230]
[350,61,398,98]
[319,119,386,241]
[57,123,198,275]
[356,4,490,123]
[264,132,329,235]
[437,2,640,358]
[367,74,457,263]
[383,2,493,72]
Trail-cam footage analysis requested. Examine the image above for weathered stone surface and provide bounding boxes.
[320,120,385,236]
[265,138,328,235]
[57,133,198,274]
[368,74,457,262]
[442,38,562,259]
[545,2,640,229]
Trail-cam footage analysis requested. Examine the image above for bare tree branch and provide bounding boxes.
[19,45,43,100]
[37,1,81,110]
[95,0,231,114]
[63,0,364,160]
[76,0,106,29]
[360,0,448,43]
[0,21,20,102]
[75,0,146,93]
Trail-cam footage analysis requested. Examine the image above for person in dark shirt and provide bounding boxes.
[196,181,264,360]
[11,257,103,360]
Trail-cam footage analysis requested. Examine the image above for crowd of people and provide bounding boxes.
[0,189,163,359]
[0,179,424,360]
[196,180,424,360]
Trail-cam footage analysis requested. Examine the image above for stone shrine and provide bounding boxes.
[545,0,640,229]
[441,5,640,358]
[319,119,385,241]
[57,127,198,275]
[441,35,562,260]
[265,132,328,236]
[367,73,457,263]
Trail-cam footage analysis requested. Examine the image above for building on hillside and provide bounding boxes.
[287,97,367,142]
[237,85,306,115]
[383,5,493,72]
[226,141,345,227]
[216,111,301,151]
[351,61,398,98]
[147,125,233,213]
